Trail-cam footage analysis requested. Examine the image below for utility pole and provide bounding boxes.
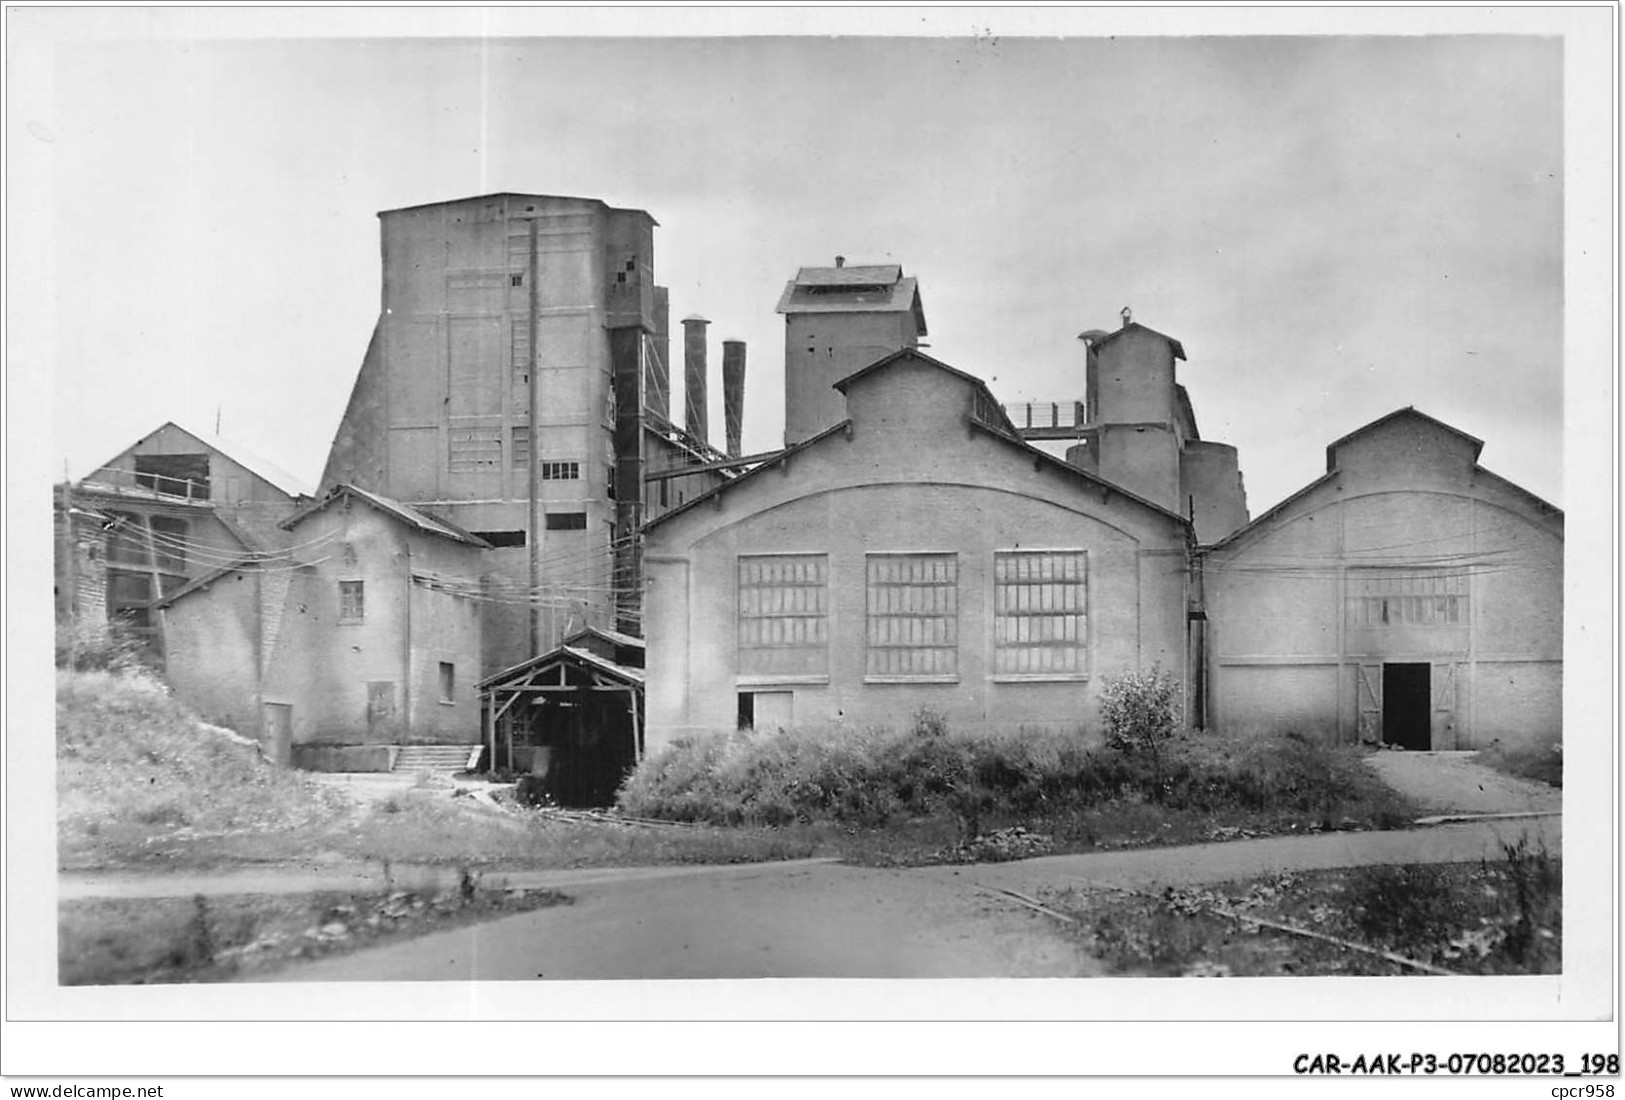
[527,215,546,655]
[60,463,76,630]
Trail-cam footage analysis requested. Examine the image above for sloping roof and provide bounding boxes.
[278,484,491,548]
[1086,322,1187,362]
[378,192,657,224]
[642,419,854,533]
[646,348,1191,532]
[1324,407,1485,470]
[790,264,902,288]
[153,559,259,609]
[478,644,644,692]
[775,271,927,333]
[153,553,320,609]
[83,421,315,500]
[965,418,1191,525]
[1201,471,1341,554]
[1208,409,1557,555]
[833,346,995,399]
[566,625,646,652]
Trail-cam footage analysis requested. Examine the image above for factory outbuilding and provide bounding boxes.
[478,625,646,807]
[1199,408,1563,751]
[776,260,927,446]
[159,484,488,769]
[56,421,312,663]
[642,348,1195,748]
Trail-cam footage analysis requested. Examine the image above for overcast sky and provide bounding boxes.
[15,11,1592,515]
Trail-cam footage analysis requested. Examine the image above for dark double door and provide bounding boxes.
[1381,662,1431,751]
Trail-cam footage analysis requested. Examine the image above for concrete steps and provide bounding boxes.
[392,744,481,773]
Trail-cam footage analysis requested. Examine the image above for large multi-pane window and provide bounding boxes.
[865,553,958,681]
[1349,570,1467,627]
[993,550,1088,678]
[738,554,829,679]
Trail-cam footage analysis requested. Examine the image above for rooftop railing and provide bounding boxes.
[77,465,211,503]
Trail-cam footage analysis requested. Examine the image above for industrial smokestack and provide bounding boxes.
[682,314,710,442]
[722,339,746,459]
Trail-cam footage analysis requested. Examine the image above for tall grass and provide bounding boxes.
[619,714,1412,837]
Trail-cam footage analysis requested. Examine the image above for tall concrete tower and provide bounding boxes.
[320,193,661,670]
[1069,318,1248,543]
[775,258,927,446]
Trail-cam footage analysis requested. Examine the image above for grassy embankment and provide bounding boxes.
[55,667,804,984]
[56,668,817,873]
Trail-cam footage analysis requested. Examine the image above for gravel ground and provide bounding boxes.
[1361,751,1560,817]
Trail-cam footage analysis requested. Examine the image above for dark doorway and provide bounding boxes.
[527,691,638,808]
[1382,663,1431,750]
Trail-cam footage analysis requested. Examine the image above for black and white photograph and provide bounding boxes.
[4,3,1617,1085]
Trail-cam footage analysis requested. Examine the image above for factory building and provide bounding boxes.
[158,484,488,769]
[1199,408,1563,752]
[55,422,312,664]
[319,193,742,674]
[59,189,1561,788]
[643,345,1198,747]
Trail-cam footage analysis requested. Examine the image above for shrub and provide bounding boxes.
[1098,667,1182,799]
[515,775,551,808]
[619,719,1100,832]
[55,616,148,674]
[617,712,1413,848]
[1350,863,1461,951]
[1499,836,1561,964]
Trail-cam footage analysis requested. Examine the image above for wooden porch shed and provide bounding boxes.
[478,631,645,807]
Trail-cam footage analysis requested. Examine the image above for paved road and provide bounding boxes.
[245,815,1558,982]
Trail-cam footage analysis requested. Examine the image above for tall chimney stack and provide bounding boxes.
[722,339,746,459]
[682,314,710,442]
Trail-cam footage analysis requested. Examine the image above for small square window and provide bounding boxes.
[339,580,364,622]
[439,662,455,704]
[511,273,523,287]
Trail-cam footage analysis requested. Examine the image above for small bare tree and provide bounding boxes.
[1098,666,1183,800]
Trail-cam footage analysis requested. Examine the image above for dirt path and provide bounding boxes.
[183,815,1558,982]
[272,859,1101,980]
[1362,751,1560,816]
[920,816,1560,900]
